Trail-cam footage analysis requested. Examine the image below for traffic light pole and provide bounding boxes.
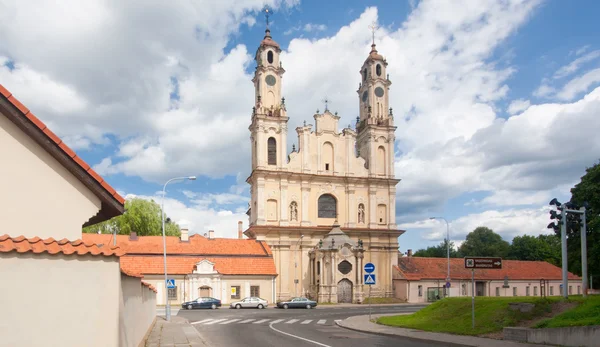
[561,208,568,299]
[581,207,588,297]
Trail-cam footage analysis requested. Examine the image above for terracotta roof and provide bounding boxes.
[120,255,277,276]
[364,44,384,63]
[142,281,158,293]
[260,29,280,49]
[395,257,581,281]
[0,234,123,257]
[0,84,125,225]
[82,233,272,256]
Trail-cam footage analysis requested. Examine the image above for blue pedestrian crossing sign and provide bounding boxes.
[166,279,176,289]
[364,274,376,285]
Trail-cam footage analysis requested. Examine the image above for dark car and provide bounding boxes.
[182,297,221,310]
[276,297,318,309]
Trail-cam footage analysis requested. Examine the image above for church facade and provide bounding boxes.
[244,27,404,303]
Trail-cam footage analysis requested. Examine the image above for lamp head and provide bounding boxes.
[429,217,436,220]
[300,234,304,238]
[188,176,197,180]
[549,198,561,207]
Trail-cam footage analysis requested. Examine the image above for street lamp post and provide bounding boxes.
[430,217,450,295]
[162,176,196,321]
[294,234,304,297]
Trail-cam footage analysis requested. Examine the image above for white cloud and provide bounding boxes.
[556,68,600,101]
[554,49,600,79]
[507,98,530,114]
[303,23,327,32]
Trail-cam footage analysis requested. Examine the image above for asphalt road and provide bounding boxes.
[176,304,461,347]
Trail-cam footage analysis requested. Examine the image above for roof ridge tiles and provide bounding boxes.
[0,234,123,258]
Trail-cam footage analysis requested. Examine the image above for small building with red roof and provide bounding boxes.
[0,84,156,347]
[394,256,582,303]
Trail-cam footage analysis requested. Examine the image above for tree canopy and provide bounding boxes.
[507,234,561,266]
[83,198,181,236]
[458,226,510,258]
[413,239,461,258]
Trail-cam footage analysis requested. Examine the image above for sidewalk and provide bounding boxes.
[335,313,550,347]
[145,316,208,347]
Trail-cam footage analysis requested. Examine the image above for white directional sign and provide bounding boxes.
[166,279,176,289]
[364,274,376,285]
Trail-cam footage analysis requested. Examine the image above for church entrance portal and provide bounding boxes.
[199,286,212,298]
[337,279,353,303]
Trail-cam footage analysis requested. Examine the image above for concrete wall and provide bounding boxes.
[504,326,600,347]
[0,252,121,347]
[0,114,102,240]
[119,274,157,347]
[398,278,584,303]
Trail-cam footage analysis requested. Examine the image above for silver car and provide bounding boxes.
[229,296,268,309]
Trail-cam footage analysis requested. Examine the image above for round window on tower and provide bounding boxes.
[267,51,274,64]
[376,64,382,76]
[375,87,384,98]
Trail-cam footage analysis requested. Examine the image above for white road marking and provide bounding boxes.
[285,319,299,324]
[317,320,326,324]
[270,319,284,324]
[253,319,270,324]
[239,319,255,323]
[220,319,240,324]
[205,319,227,325]
[301,320,312,324]
[269,322,332,347]
[191,319,214,325]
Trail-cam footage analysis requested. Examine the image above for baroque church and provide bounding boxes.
[244,25,403,303]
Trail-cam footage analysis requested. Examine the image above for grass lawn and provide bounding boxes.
[377,296,580,336]
[535,295,600,328]
[362,297,407,304]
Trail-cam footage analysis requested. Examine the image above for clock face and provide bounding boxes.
[362,91,368,102]
[375,87,384,97]
[265,75,276,86]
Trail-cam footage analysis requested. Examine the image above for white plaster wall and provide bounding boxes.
[119,274,156,347]
[0,253,120,347]
[0,115,102,240]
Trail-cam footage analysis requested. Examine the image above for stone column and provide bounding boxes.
[280,124,287,169]
[280,179,288,226]
[347,185,356,228]
[388,186,396,229]
[368,188,377,229]
[257,178,266,225]
[301,182,311,226]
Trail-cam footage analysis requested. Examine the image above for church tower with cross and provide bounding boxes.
[245,13,403,304]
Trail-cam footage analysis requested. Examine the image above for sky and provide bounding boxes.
[1,0,600,253]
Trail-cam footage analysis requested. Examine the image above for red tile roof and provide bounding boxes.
[142,281,158,293]
[120,255,277,276]
[0,234,124,257]
[0,84,125,217]
[82,233,273,256]
[396,257,581,281]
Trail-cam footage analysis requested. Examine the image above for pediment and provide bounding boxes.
[193,259,218,275]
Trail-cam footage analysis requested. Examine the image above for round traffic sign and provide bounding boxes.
[364,262,375,273]
[446,282,451,288]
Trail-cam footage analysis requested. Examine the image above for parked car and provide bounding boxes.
[182,297,221,310]
[229,296,268,309]
[276,297,318,309]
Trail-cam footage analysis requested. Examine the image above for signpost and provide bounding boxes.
[464,257,502,329]
[166,279,175,289]
[364,263,375,321]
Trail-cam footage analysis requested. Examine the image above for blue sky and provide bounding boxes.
[1,0,600,252]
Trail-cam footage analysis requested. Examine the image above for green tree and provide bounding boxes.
[413,239,460,258]
[508,234,561,266]
[83,198,181,236]
[561,160,600,289]
[459,226,510,258]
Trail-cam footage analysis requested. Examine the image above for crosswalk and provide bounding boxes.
[191,318,330,326]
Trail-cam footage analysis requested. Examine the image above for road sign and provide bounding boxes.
[364,274,376,285]
[166,279,176,289]
[364,263,375,273]
[464,257,502,269]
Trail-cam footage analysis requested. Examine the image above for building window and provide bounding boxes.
[267,50,273,64]
[550,286,554,295]
[318,194,337,218]
[363,68,367,81]
[317,261,320,276]
[560,286,563,295]
[578,285,581,295]
[513,287,517,296]
[569,286,572,295]
[495,287,500,296]
[168,287,178,300]
[526,286,530,296]
[462,283,467,296]
[376,64,382,76]
[534,286,538,296]
[231,285,241,299]
[251,286,260,297]
[267,137,277,165]
[325,163,330,171]
[338,260,352,275]
[418,285,423,297]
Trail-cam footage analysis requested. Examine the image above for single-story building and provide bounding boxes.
[394,256,582,303]
[83,227,278,306]
[0,83,156,347]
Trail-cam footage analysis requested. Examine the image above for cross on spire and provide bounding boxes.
[263,6,273,29]
[322,97,331,112]
[368,21,379,45]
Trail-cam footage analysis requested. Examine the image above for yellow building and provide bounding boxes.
[244,27,404,303]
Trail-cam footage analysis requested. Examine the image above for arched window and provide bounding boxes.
[267,199,278,221]
[363,68,367,81]
[322,142,334,172]
[267,51,274,64]
[377,146,386,175]
[376,64,382,76]
[268,137,277,165]
[318,194,337,218]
